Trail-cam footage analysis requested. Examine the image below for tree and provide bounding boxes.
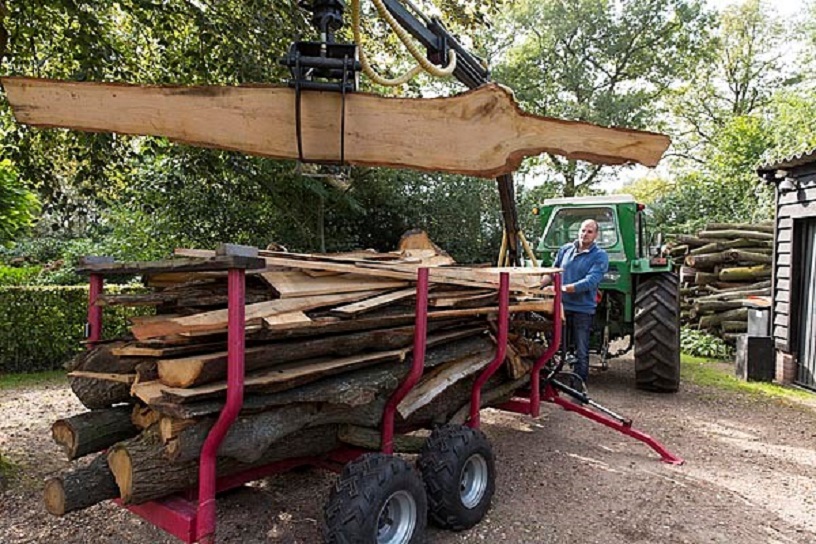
[669,0,793,162]
[489,0,713,196]
[0,160,39,246]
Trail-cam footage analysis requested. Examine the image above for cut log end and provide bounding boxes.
[43,478,67,516]
[51,421,77,459]
[107,447,133,504]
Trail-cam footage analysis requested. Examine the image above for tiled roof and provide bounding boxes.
[757,148,816,173]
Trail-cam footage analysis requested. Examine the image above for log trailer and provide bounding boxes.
[81,249,682,544]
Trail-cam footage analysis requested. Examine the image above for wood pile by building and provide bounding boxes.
[43,232,556,516]
[667,222,774,343]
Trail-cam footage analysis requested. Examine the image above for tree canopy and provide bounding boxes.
[490,0,714,196]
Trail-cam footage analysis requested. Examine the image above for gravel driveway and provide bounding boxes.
[2,355,815,544]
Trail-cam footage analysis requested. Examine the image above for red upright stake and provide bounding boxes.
[196,267,246,543]
[381,267,429,454]
[529,272,563,417]
[468,272,510,428]
[87,273,104,348]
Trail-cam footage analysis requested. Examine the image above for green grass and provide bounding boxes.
[0,369,65,389]
[681,354,815,404]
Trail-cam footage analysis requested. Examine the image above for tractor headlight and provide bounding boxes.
[603,271,620,283]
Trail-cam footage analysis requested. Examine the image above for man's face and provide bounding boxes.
[578,220,598,247]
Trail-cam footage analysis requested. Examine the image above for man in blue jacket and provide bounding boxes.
[542,219,609,390]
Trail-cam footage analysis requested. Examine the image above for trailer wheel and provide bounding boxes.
[634,272,681,392]
[417,425,495,531]
[324,453,427,544]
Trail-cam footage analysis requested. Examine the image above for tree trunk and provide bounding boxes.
[721,321,748,332]
[694,272,719,285]
[685,252,736,269]
[692,300,746,314]
[52,407,139,460]
[692,239,772,256]
[705,222,774,234]
[725,250,772,265]
[698,308,748,329]
[696,230,773,241]
[69,376,132,409]
[718,265,771,282]
[165,401,385,464]
[43,453,119,516]
[107,425,340,505]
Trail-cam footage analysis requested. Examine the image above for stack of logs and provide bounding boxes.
[667,222,774,343]
[44,232,555,515]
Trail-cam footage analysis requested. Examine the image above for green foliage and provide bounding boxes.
[0,285,149,373]
[0,265,42,285]
[335,168,504,263]
[615,176,674,205]
[764,89,816,161]
[649,113,775,233]
[0,160,39,245]
[490,0,714,195]
[680,327,733,360]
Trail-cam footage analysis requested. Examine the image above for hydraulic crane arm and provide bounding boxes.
[378,0,524,265]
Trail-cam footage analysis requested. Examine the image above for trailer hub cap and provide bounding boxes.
[460,454,489,509]
[376,490,417,544]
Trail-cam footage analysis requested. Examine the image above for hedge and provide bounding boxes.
[0,285,150,374]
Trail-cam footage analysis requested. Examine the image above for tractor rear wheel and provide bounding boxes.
[634,272,681,392]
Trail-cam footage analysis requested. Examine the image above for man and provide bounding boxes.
[542,219,609,390]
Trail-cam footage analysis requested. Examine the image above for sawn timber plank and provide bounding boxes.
[3,78,670,178]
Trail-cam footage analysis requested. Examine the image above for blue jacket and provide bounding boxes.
[554,241,609,314]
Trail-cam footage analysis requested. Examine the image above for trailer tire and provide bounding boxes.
[324,453,427,544]
[634,272,681,392]
[417,425,495,531]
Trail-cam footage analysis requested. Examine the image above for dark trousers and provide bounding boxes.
[565,310,594,383]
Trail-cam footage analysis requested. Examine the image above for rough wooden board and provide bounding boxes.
[73,255,265,275]
[138,327,484,405]
[146,349,408,404]
[112,341,226,358]
[330,287,418,317]
[397,351,493,419]
[156,323,419,388]
[262,311,312,329]
[259,270,408,298]
[130,289,381,340]
[3,78,670,178]
[257,255,558,292]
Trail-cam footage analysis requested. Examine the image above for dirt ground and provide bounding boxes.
[2,355,816,544]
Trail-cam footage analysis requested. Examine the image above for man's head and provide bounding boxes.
[578,219,599,249]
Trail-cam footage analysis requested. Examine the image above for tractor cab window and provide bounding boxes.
[541,207,618,249]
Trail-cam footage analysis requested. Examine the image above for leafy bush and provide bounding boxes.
[0,160,40,246]
[0,265,43,285]
[0,285,150,373]
[680,327,733,360]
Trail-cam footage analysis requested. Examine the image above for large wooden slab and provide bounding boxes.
[130,289,381,340]
[3,78,670,177]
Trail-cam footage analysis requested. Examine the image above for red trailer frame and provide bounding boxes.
[84,261,681,543]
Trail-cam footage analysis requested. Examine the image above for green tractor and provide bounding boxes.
[534,195,681,392]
